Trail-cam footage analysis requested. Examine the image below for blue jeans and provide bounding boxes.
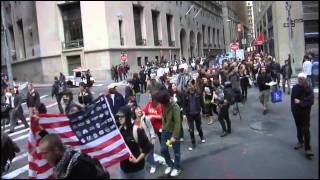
[307,75,313,88]
[160,130,181,170]
[146,147,156,167]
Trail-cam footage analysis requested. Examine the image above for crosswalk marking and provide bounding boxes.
[1,165,28,179]
[12,134,29,142]
[8,128,29,137]
[12,153,28,163]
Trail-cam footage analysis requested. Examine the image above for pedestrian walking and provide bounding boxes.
[239,64,250,101]
[26,83,41,120]
[155,89,181,177]
[291,73,314,159]
[8,88,29,133]
[257,67,272,115]
[1,132,20,175]
[78,82,93,107]
[62,91,82,115]
[169,83,185,142]
[139,66,147,93]
[39,134,110,179]
[280,60,292,94]
[202,77,215,125]
[183,79,205,151]
[51,76,64,114]
[271,59,281,87]
[303,56,313,87]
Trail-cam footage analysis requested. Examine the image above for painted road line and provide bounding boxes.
[4,124,29,133]
[1,164,28,179]
[46,102,58,108]
[8,128,29,137]
[3,117,30,129]
[13,134,29,142]
[93,84,104,87]
[22,95,48,106]
[12,152,28,163]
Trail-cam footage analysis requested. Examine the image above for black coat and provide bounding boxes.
[26,89,40,108]
[78,89,93,106]
[257,73,272,91]
[183,91,203,115]
[106,92,126,116]
[54,149,109,179]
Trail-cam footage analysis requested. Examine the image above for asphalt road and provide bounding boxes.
[1,72,319,179]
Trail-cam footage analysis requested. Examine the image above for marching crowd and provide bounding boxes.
[1,50,317,178]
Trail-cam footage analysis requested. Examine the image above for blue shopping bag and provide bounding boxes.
[271,88,282,103]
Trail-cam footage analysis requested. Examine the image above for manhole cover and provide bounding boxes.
[249,121,276,132]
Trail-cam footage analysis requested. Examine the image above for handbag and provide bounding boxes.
[271,87,282,103]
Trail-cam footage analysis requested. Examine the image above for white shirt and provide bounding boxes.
[110,94,115,106]
[303,60,312,76]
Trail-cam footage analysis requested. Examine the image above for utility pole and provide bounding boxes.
[285,1,296,75]
[1,1,14,88]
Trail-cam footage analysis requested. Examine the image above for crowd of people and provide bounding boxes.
[1,50,317,178]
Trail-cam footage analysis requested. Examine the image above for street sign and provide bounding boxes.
[241,38,246,45]
[230,42,239,52]
[120,53,128,62]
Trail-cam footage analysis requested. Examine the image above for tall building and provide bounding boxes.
[253,1,305,74]
[302,1,319,54]
[246,1,255,50]
[1,1,226,83]
[222,1,249,52]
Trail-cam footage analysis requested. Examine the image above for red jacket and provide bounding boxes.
[144,101,162,134]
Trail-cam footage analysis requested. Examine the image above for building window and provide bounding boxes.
[30,31,34,56]
[217,29,220,46]
[60,2,84,49]
[212,28,215,46]
[8,26,16,60]
[208,26,211,46]
[144,57,148,65]
[152,10,160,46]
[16,19,26,59]
[180,1,182,7]
[166,14,174,46]
[118,20,124,46]
[202,24,205,45]
[137,57,141,67]
[133,6,144,46]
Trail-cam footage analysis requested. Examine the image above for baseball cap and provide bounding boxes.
[107,83,117,89]
[297,72,307,79]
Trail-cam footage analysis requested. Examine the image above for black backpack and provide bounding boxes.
[1,133,20,174]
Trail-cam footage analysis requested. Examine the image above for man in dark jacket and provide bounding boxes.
[281,60,292,94]
[39,134,109,179]
[291,73,314,158]
[9,88,29,133]
[106,83,126,117]
[51,76,64,114]
[62,91,82,115]
[27,83,40,120]
[78,82,93,107]
[139,66,147,93]
[257,67,272,115]
[183,79,205,151]
[271,59,281,87]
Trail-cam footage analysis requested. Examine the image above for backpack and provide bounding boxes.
[1,133,20,173]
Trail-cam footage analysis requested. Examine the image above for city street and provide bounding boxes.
[1,70,318,179]
[1,1,319,179]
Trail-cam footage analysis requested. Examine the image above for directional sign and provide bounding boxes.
[230,42,239,52]
[120,53,128,62]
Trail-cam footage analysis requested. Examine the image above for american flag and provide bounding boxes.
[28,96,131,179]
